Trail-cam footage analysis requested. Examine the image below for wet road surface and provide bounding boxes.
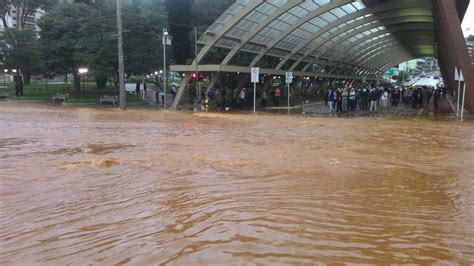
[1,104,473,264]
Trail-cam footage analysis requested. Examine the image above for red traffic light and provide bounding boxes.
[192,73,197,79]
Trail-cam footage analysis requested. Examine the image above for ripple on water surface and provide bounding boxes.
[0,105,473,264]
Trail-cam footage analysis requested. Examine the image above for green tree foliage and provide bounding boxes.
[1,28,41,84]
[166,0,194,64]
[38,3,94,94]
[1,0,57,29]
[38,0,167,91]
[123,0,167,76]
[192,0,233,32]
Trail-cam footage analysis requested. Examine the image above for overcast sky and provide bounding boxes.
[463,2,474,36]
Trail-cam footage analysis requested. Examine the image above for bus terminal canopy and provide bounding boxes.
[170,0,473,112]
[172,0,440,79]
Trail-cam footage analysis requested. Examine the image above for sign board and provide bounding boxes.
[163,35,172,46]
[459,69,464,82]
[455,67,459,81]
[251,67,259,83]
[285,71,293,84]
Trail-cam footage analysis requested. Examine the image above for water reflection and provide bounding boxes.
[0,104,473,264]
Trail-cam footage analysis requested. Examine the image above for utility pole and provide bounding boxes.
[195,26,199,103]
[117,0,126,110]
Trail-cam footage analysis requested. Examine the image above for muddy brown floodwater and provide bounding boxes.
[0,103,473,264]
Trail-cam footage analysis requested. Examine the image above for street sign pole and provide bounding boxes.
[251,67,259,113]
[286,72,293,115]
[460,70,466,121]
[461,82,466,121]
[455,67,460,116]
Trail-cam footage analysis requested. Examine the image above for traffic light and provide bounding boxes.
[192,73,197,80]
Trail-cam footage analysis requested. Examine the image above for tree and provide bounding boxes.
[38,3,94,94]
[1,28,41,84]
[0,0,12,28]
[0,0,57,29]
[123,0,167,76]
[166,0,194,64]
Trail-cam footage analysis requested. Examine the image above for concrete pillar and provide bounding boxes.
[170,73,191,110]
[432,0,473,113]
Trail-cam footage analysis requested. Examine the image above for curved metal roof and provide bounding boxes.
[194,0,435,77]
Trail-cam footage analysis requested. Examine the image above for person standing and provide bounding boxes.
[369,88,378,113]
[326,90,334,113]
[261,89,267,108]
[336,88,342,113]
[433,89,441,110]
[348,87,356,111]
[135,81,140,96]
[239,88,246,108]
[274,87,281,107]
[143,81,147,100]
[341,88,349,113]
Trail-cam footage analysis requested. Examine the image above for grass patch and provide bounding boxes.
[6,82,147,104]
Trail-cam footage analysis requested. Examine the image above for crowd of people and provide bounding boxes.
[195,85,295,111]
[324,85,446,113]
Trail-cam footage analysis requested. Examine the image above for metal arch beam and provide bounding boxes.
[275,3,432,70]
[360,35,435,67]
[247,0,354,67]
[280,4,432,69]
[192,1,263,66]
[300,20,433,72]
[299,16,434,72]
[220,0,304,65]
[365,51,411,70]
[366,48,412,67]
[355,41,419,66]
[356,45,407,67]
[370,52,412,72]
[335,29,433,63]
[273,8,379,69]
[346,29,434,62]
[355,39,434,67]
[355,50,411,74]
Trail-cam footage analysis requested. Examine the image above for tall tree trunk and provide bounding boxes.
[24,72,31,85]
[73,72,81,95]
[95,75,108,89]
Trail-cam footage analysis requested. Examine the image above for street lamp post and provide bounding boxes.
[163,28,169,109]
[78,68,88,100]
[3,69,7,89]
[166,23,199,105]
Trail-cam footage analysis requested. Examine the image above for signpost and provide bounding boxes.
[460,70,466,121]
[251,67,259,113]
[455,67,460,116]
[286,72,293,115]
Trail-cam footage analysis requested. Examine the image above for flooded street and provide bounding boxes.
[1,103,473,264]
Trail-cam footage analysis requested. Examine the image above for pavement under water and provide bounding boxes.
[0,103,473,264]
